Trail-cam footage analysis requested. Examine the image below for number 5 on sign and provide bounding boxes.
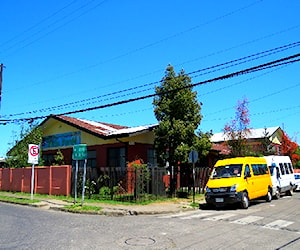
[28,144,39,165]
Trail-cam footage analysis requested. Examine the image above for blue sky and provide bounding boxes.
[0,0,299,158]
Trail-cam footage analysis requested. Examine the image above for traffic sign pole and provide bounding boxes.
[188,150,198,204]
[81,159,87,206]
[31,164,34,200]
[192,163,195,204]
[74,160,78,204]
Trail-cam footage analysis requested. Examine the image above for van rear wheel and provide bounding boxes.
[266,188,272,202]
[286,185,294,196]
[240,192,249,209]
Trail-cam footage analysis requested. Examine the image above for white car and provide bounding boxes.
[294,173,300,191]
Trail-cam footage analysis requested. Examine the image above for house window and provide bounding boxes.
[87,150,97,168]
[147,148,157,168]
[108,147,126,170]
[43,154,55,166]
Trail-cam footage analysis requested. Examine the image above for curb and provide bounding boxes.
[0,196,205,216]
[50,206,198,216]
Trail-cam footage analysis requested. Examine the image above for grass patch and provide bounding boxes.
[64,204,102,212]
[0,191,74,202]
[190,202,199,208]
[0,195,40,204]
[0,191,205,208]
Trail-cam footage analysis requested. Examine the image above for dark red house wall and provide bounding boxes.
[127,143,153,163]
[42,143,153,169]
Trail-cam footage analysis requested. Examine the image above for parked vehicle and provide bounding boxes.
[294,173,300,191]
[264,155,296,199]
[205,157,272,209]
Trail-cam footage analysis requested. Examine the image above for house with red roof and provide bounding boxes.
[39,115,157,177]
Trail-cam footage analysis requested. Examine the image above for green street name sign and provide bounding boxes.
[72,144,87,160]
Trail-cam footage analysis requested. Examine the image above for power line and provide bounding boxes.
[1,52,299,125]
[203,104,300,122]
[0,0,78,50]
[3,40,300,118]
[0,0,109,59]
[3,0,265,93]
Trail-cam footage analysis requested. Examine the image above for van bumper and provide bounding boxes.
[205,192,243,206]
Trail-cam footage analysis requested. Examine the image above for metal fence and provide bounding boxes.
[71,166,212,202]
[72,166,168,202]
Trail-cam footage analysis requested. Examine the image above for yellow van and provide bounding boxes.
[205,157,272,209]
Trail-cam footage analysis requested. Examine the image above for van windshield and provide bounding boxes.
[269,165,275,176]
[211,164,243,179]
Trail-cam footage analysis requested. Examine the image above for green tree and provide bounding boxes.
[53,149,65,165]
[294,146,300,169]
[223,96,251,157]
[6,123,43,168]
[153,65,211,195]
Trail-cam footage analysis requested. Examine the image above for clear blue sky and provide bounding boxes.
[0,0,299,158]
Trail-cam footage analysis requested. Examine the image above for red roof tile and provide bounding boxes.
[52,115,129,137]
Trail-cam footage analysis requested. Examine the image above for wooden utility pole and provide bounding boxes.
[0,63,5,109]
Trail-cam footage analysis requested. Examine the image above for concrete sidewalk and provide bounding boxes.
[0,192,205,216]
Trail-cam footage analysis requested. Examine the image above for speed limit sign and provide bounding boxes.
[28,144,39,164]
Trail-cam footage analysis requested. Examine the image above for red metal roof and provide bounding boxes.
[51,115,129,137]
[46,115,157,138]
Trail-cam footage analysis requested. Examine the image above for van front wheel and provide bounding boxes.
[274,187,280,199]
[241,192,249,209]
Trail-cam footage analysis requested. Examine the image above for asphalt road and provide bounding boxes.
[1,193,300,249]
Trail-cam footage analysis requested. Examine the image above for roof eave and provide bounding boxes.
[41,115,108,139]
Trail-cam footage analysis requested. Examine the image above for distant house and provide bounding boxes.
[210,126,284,156]
[0,157,6,168]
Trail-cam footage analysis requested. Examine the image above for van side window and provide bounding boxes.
[276,167,280,178]
[252,164,259,175]
[279,163,285,175]
[269,165,275,175]
[288,163,294,174]
[252,164,268,176]
[244,165,251,178]
[263,164,269,174]
[284,163,290,174]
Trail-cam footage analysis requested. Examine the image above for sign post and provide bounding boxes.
[188,150,198,204]
[28,144,39,200]
[72,144,87,205]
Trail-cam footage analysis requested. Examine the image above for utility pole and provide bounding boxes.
[0,63,5,110]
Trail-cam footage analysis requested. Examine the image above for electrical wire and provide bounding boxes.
[1,52,299,125]
[0,0,78,50]
[3,0,265,92]
[3,40,300,119]
[0,0,109,59]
